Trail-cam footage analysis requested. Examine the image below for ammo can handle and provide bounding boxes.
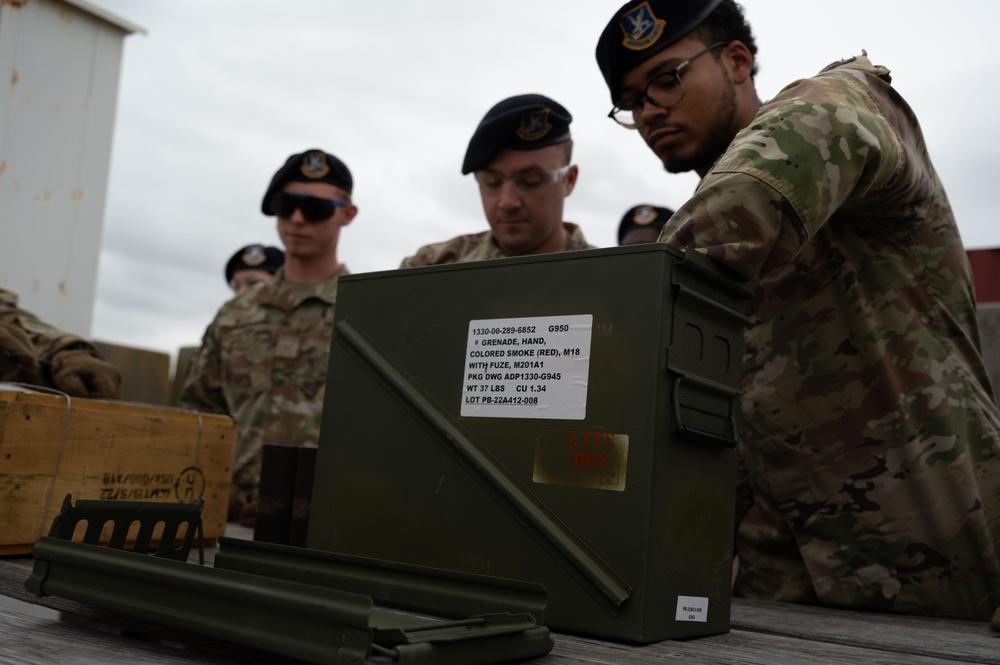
[677,422,738,448]
[672,375,739,449]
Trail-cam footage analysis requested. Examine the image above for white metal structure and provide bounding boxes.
[0,0,141,334]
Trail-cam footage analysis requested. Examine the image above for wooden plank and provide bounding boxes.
[0,602,293,665]
[169,346,200,407]
[93,341,172,406]
[732,598,1000,664]
[543,627,998,664]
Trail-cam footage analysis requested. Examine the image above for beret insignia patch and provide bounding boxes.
[242,245,266,266]
[301,151,331,179]
[633,205,659,225]
[515,109,553,141]
[620,1,666,51]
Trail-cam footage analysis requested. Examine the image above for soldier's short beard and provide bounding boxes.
[663,81,740,175]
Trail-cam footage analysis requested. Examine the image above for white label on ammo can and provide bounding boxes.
[461,314,592,419]
[675,596,709,622]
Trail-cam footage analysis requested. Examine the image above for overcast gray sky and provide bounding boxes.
[87,0,1000,361]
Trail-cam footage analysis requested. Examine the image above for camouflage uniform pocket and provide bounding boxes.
[219,312,273,396]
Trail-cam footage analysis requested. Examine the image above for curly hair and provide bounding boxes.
[691,0,759,78]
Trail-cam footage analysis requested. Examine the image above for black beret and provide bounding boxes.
[617,204,675,244]
[596,0,723,102]
[461,94,572,175]
[261,149,353,215]
[225,244,285,285]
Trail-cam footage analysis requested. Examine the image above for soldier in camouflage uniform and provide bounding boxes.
[181,149,358,525]
[0,287,121,398]
[401,94,593,267]
[597,0,1000,622]
[225,244,284,296]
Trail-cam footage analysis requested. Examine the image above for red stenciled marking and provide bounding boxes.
[572,451,610,469]
[566,431,616,448]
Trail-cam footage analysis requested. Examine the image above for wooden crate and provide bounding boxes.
[93,341,172,406]
[0,386,235,555]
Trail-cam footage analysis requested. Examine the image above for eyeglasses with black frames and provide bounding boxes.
[271,191,351,222]
[474,165,572,195]
[608,41,728,130]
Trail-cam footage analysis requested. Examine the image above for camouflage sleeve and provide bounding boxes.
[0,288,103,359]
[400,234,486,268]
[564,223,596,251]
[399,250,429,269]
[399,241,458,268]
[179,318,229,416]
[0,288,19,316]
[660,68,915,281]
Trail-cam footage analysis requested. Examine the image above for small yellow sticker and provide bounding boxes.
[532,430,629,492]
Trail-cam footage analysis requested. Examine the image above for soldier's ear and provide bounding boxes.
[722,41,754,86]
[563,165,579,197]
[340,204,358,226]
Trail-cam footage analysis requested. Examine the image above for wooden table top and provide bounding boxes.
[1,528,997,665]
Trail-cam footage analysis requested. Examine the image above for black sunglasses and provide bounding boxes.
[271,191,350,222]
